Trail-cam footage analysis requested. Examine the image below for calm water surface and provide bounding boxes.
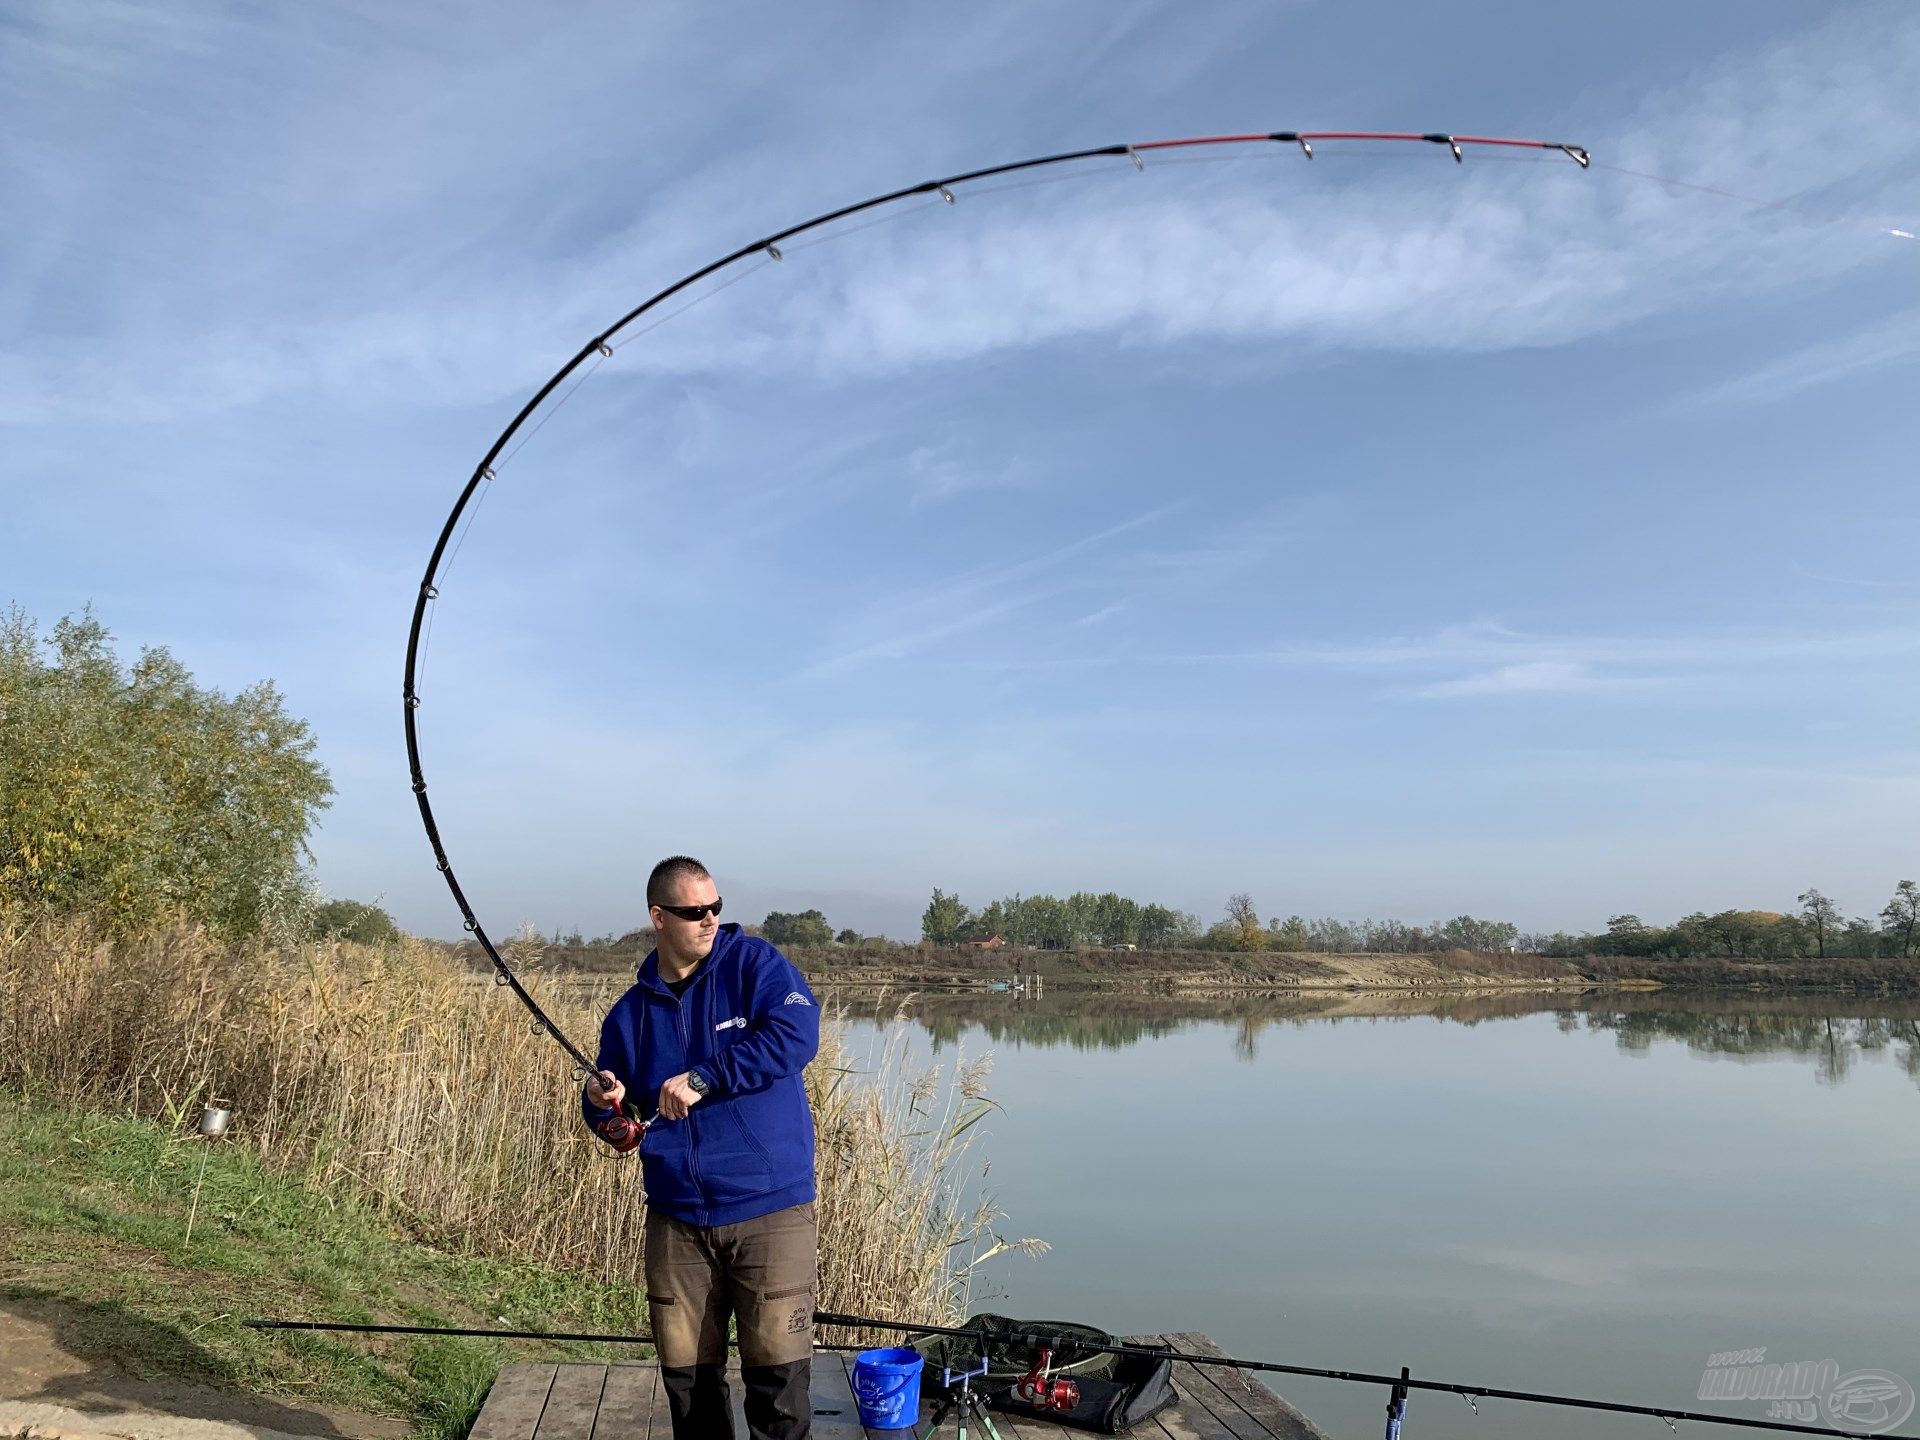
[828,989,1920,1440]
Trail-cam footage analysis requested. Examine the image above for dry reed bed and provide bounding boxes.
[0,917,1025,1325]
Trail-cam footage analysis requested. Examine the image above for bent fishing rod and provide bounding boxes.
[402,127,1590,1104]
[248,1312,1915,1440]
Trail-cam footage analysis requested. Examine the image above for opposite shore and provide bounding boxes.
[544,943,1920,993]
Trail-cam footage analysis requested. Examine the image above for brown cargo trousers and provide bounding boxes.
[645,1201,816,1440]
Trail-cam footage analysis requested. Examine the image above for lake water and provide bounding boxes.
[830,988,1920,1440]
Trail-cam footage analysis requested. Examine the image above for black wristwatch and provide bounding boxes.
[685,1070,711,1097]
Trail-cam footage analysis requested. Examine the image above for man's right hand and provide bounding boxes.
[586,1070,626,1110]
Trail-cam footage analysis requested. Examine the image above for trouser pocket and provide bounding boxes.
[727,1204,818,1368]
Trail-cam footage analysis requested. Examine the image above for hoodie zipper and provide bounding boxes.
[673,991,708,1222]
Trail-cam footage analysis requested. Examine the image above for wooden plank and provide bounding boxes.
[1120,1335,1238,1440]
[1114,1337,1193,1440]
[470,1364,557,1440]
[644,1359,675,1440]
[515,1338,1306,1440]
[728,1363,750,1438]
[533,1365,608,1440]
[808,1352,873,1440]
[1166,1334,1330,1440]
[590,1364,657,1440]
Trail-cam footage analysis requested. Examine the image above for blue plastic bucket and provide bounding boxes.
[851,1346,925,1429]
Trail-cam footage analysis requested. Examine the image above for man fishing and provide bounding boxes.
[584,855,821,1440]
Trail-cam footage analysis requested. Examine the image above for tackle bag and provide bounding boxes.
[985,1349,1178,1434]
[910,1312,1178,1435]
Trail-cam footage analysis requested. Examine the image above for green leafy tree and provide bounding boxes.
[1838,917,1881,959]
[762,908,833,948]
[313,898,399,945]
[1137,903,1194,950]
[0,607,332,938]
[1705,910,1753,957]
[1882,881,1920,959]
[921,888,970,946]
[1603,914,1656,957]
[1021,894,1074,950]
[1268,914,1311,952]
[1089,891,1141,947]
[1673,912,1715,956]
[834,928,861,945]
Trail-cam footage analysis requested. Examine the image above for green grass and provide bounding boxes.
[0,1089,652,1440]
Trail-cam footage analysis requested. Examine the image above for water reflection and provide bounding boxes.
[819,985,1920,1085]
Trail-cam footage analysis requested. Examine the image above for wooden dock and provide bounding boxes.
[468,1335,1329,1440]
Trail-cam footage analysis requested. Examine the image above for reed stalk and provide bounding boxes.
[0,913,1032,1324]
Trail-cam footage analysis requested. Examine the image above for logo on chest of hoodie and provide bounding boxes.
[715,1015,746,1031]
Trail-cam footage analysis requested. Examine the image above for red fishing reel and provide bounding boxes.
[592,1101,656,1156]
[1015,1347,1080,1412]
[594,1112,647,1153]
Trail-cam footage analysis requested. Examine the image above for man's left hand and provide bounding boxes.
[658,1073,706,1121]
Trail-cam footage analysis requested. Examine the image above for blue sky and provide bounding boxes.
[5,1,1916,940]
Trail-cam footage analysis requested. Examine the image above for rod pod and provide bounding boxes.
[1385,1364,1410,1440]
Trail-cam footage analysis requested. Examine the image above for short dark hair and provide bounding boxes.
[647,855,712,908]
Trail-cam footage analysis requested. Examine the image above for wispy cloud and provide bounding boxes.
[976,617,1920,701]
[1403,660,1626,699]
[1690,307,1920,409]
[3,6,1914,424]
[795,503,1177,676]
[796,591,1048,676]
[905,441,1039,505]
[1202,618,1920,674]
[722,12,1920,380]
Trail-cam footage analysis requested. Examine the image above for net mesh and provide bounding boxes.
[911,1313,1117,1382]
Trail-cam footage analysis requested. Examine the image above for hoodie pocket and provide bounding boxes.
[639,1116,698,1210]
[694,1105,775,1206]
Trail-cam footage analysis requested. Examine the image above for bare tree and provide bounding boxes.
[1797,888,1841,958]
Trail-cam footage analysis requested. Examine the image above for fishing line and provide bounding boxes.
[783,198,955,255]
[414,466,492,687]
[407,124,1907,1104]
[496,348,611,469]
[1588,160,1915,242]
[403,129,1601,1080]
[607,258,778,350]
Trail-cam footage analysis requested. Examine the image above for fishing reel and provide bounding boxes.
[1014,1347,1079,1413]
[593,1111,648,1154]
[588,1078,657,1155]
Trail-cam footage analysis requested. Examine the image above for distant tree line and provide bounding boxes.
[1532,884,1920,961]
[922,887,1203,950]
[918,883,1920,960]
[537,881,1920,965]
[541,911,873,957]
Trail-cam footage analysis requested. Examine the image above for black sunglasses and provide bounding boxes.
[657,898,723,922]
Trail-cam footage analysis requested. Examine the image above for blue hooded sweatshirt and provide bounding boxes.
[582,923,819,1227]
